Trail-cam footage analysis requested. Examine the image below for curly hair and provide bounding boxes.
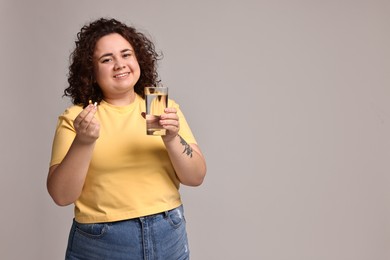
[64,18,161,107]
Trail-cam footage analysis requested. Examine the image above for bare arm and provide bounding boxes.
[160,108,207,186]
[47,104,100,206]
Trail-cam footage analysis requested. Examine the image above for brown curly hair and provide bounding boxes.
[64,18,161,107]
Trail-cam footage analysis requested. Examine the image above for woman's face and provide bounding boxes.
[93,33,141,100]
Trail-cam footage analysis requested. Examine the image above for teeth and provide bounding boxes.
[114,73,129,78]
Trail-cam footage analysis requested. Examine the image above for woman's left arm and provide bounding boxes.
[160,107,207,186]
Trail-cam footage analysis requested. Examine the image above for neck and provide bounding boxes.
[103,91,136,106]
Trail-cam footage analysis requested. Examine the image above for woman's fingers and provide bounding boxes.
[160,119,179,128]
[74,105,95,126]
[73,104,100,143]
[86,117,100,136]
[160,107,179,136]
[160,108,178,125]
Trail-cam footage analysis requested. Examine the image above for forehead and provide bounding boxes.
[94,33,134,54]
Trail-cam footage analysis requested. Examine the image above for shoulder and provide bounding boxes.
[59,105,83,120]
[168,98,180,109]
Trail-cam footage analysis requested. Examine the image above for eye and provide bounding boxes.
[123,52,133,58]
[101,58,112,63]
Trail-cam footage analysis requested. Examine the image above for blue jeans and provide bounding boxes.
[65,205,190,260]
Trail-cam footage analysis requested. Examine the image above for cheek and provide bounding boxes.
[94,67,109,83]
[131,60,140,71]
[93,65,101,80]
[131,61,141,78]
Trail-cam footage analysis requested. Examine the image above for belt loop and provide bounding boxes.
[164,210,169,218]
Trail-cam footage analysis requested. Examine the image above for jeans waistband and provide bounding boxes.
[139,204,183,221]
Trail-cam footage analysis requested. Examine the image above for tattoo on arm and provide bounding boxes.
[179,135,193,158]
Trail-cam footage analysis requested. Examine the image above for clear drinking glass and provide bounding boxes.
[145,86,168,135]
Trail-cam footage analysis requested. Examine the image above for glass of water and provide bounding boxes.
[145,86,168,135]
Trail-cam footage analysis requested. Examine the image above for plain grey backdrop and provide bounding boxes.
[1,0,389,259]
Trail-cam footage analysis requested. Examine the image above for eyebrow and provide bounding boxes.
[98,49,133,60]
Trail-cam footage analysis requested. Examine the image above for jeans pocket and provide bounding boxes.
[167,206,185,228]
[75,222,109,239]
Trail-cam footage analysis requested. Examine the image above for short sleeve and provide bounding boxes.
[169,99,197,145]
[49,106,82,167]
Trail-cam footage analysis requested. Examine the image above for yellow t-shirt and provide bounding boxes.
[50,95,197,223]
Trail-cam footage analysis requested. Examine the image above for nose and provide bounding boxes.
[114,59,125,70]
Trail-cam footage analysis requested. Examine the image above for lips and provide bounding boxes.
[113,72,130,78]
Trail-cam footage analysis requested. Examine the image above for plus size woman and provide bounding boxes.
[47,18,206,260]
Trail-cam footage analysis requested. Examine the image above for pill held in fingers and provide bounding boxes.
[89,100,97,107]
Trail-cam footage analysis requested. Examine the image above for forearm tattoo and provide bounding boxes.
[179,135,193,158]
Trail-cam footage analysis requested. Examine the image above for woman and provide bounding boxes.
[47,18,206,260]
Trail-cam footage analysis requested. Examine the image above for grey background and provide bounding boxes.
[1,0,389,259]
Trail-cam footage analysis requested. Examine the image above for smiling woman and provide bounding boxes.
[93,33,141,105]
[64,18,160,107]
[46,18,206,260]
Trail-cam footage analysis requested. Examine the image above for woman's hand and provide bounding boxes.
[47,104,100,206]
[160,107,179,142]
[73,104,100,144]
[159,107,207,186]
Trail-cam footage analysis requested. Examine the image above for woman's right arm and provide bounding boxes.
[47,104,99,206]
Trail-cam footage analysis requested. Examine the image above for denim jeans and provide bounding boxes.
[65,205,189,260]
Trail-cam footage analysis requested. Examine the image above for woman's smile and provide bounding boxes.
[113,72,130,79]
